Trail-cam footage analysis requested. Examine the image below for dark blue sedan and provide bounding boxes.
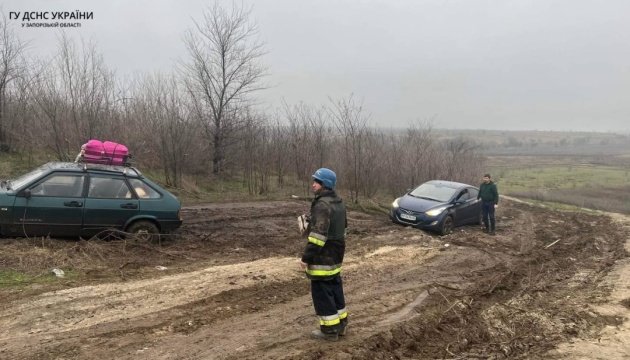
[390,180,482,235]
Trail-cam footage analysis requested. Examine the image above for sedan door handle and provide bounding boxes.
[121,203,138,209]
[64,201,83,207]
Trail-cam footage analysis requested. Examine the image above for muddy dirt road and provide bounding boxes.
[0,199,629,359]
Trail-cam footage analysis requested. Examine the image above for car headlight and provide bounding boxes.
[426,206,447,217]
[391,198,400,208]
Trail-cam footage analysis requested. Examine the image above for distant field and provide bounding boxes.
[487,155,630,214]
[491,163,630,192]
[436,129,630,156]
[430,129,630,213]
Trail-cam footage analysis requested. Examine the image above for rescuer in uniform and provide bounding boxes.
[300,168,348,341]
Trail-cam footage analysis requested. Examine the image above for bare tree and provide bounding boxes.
[329,96,371,204]
[239,110,271,194]
[284,102,311,190]
[441,136,484,184]
[181,1,267,174]
[308,105,332,170]
[268,114,290,186]
[29,59,64,159]
[359,128,385,199]
[282,101,333,192]
[57,33,115,145]
[6,72,41,164]
[130,73,199,188]
[442,136,482,183]
[0,9,29,151]
[404,120,436,187]
[28,34,115,160]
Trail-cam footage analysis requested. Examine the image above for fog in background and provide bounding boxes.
[9,0,630,132]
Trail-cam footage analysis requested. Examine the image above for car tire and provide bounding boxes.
[440,216,454,235]
[126,220,160,243]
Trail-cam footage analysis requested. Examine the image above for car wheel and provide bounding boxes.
[126,220,160,243]
[440,216,454,235]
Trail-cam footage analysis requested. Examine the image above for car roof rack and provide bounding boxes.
[83,163,142,177]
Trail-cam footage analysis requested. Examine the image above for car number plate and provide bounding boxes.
[400,213,416,221]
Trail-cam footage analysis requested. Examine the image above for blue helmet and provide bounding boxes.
[312,168,337,189]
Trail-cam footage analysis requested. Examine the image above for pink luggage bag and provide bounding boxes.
[83,139,130,166]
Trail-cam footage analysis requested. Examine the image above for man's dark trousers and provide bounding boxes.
[482,201,496,232]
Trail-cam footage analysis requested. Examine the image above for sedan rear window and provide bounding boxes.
[128,179,161,199]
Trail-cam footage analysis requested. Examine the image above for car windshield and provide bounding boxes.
[7,166,48,190]
[409,183,458,202]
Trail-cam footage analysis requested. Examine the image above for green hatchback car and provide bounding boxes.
[0,162,183,240]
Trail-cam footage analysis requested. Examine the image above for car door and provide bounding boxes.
[453,188,478,225]
[81,174,138,237]
[11,173,86,237]
[467,187,481,224]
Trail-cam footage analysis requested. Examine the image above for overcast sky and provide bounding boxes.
[7,0,630,132]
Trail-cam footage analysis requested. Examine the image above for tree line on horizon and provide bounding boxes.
[0,3,483,203]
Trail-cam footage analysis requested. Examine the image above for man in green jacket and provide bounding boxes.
[477,174,499,235]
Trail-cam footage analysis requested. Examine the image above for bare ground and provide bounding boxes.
[0,198,629,359]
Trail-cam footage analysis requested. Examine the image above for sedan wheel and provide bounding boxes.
[440,216,454,235]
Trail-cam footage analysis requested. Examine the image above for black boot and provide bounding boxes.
[339,318,348,336]
[311,329,338,341]
[311,325,339,341]
[490,219,496,235]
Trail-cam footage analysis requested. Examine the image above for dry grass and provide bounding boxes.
[0,231,185,288]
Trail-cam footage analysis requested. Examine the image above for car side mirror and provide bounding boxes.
[23,189,31,199]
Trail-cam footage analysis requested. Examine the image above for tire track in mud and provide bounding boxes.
[548,212,630,360]
[0,244,442,359]
[1,200,628,360]
[0,257,301,341]
[335,199,630,360]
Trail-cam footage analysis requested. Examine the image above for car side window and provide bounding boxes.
[468,188,479,199]
[30,174,85,198]
[128,179,162,199]
[456,190,470,201]
[88,176,132,199]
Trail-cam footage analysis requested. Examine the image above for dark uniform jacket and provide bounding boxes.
[478,181,499,205]
[301,189,347,281]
